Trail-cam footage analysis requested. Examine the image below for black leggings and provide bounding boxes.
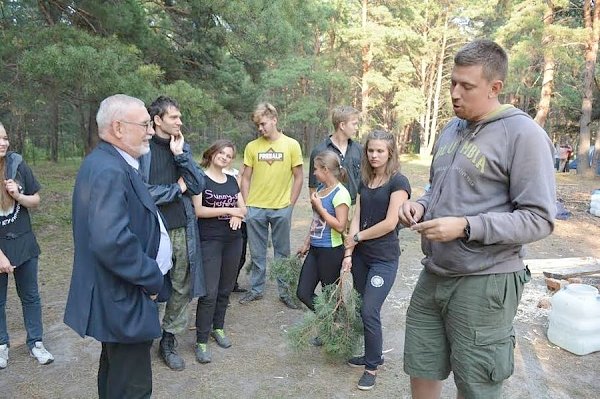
[296,245,344,311]
[195,238,243,343]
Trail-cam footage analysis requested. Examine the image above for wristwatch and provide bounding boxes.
[353,233,360,243]
[463,219,471,240]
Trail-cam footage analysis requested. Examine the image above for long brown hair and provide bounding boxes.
[201,139,236,168]
[0,122,15,212]
[360,130,399,185]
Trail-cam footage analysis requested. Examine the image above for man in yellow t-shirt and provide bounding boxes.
[239,102,303,309]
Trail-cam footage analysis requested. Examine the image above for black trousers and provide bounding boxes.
[296,245,344,311]
[98,340,153,399]
[234,222,248,285]
[196,237,243,342]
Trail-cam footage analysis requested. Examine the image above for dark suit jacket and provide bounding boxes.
[64,141,164,343]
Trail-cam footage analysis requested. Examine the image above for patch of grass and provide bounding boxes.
[30,161,79,231]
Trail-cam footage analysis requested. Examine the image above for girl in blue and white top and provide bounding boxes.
[296,150,351,311]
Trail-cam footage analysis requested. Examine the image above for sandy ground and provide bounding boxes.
[0,162,599,398]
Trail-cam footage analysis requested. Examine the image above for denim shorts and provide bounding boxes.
[403,268,530,399]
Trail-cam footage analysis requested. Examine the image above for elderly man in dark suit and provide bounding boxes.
[64,94,172,399]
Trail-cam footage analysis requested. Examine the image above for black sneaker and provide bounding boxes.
[232,284,247,293]
[347,355,384,368]
[357,371,376,391]
[159,332,185,371]
[279,296,299,309]
[238,292,263,304]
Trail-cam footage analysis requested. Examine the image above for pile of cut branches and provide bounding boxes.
[287,271,363,360]
[268,255,303,302]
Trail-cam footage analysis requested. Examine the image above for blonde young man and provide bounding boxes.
[239,102,303,309]
[309,106,362,206]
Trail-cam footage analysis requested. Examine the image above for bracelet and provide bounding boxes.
[343,255,352,259]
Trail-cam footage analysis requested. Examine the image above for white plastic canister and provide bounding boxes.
[547,284,600,355]
[591,189,600,217]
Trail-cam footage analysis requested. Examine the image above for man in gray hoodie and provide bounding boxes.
[399,40,555,399]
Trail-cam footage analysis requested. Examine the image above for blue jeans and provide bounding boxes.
[245,206,292,297]
[352,252,398,371]
[0,257,44,349]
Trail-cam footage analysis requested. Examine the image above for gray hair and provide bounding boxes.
[96,94,145,139]
[454,39,508,82]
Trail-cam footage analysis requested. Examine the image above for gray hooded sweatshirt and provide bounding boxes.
[417,105,556,276]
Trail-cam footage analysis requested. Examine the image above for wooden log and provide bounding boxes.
[526,257,600,277]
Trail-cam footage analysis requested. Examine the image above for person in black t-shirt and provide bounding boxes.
[192,139,246,364]
[0,122,54,369]
[342,130,411,391]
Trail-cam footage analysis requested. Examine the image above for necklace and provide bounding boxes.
[369,175,386,189]
[318,183,337,196]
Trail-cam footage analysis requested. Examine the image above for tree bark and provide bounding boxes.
[578,0,600,176]
[421,62,435,156]
[427,12,449,156]
[49,99,59,162]
[360,0,371,132]
[534,3,556,128]
[86,101,99,154]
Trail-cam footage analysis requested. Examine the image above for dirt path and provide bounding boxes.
[1,163,599,398]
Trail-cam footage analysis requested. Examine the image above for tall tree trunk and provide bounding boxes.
[360,0,371,133]
[593,128,600,173]
[50,99,59,162]
[86,102,99,154]
[578,0,600,176]
[427,12,449,156]
[534,3,556,128]
[12,115,25,155]
[421,63,435,156]
[398,123,411,154]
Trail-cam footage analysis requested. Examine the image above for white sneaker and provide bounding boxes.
[30,341,54,365]
[0,344,8,369]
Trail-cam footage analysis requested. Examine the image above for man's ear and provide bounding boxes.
[489,80,503,98]
[111,120,123,139]
[153,114,162,128]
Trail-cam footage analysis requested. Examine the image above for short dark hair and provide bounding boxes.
[148,96,180,125]
[454,39,508,82]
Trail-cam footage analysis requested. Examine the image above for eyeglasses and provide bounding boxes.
[119,120,153,132]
